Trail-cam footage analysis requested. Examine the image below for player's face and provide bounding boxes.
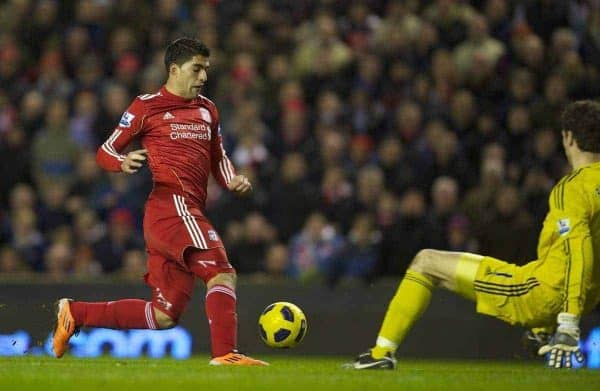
[174,55,210,99]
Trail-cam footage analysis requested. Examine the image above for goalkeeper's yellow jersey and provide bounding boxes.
[525,161,600,318]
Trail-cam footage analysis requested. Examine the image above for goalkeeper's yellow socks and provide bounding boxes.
[371,270,433,359]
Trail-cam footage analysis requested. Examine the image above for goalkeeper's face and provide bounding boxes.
[171,55,210,99]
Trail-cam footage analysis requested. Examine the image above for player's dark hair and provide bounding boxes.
[164,38,210,72]
[561,100,600,153]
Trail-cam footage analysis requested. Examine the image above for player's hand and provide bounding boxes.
[120,149,148,174]
[537,313,585,368]
[227,174,252,194]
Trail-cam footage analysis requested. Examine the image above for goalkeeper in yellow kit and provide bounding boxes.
[351,100,600,370]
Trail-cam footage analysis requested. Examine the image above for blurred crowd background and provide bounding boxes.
[0,0,599,286]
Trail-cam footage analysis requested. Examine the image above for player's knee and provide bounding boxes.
[207,271,237,290]
[153,307,178,329]
[409,249,439,282]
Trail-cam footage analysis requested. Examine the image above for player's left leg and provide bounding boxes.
[52,253,193,358]
[353,249,481,369]
[186,247,268,366]
[52,297,180,358]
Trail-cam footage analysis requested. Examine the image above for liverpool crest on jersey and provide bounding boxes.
[208,230,219,241]
[199,107,212,123]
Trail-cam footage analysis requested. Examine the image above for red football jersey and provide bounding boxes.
[96,86,236,209]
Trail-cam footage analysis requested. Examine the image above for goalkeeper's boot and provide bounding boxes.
[209,351,269,366]
[52,298,78,358]
[350,350,397,370]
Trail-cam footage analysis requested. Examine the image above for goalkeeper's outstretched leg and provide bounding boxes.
[350,250,482,370]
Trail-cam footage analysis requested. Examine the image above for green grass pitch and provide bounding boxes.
[1,356,599,391]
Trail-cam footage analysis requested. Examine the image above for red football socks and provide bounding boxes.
[205,284,237,357]
[68,285,238,357]
[70,299,158,329]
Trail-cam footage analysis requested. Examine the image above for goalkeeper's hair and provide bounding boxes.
[164,37,210,72]
[561,100,600,153]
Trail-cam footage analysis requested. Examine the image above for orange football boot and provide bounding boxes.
[209,352,269,366]
[52,298,77,358]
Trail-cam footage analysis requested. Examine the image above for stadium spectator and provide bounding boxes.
[31,98,80,190]
[375,191,400,231]
[522,167,554,223]
[423,121,474,189]
[348,134,376,172]
[68,151,108,211]
[44,241,73,282]
[581,10,600,67]
[71,244,102,279]
[315,128,348,175]
[354,165,386,214]
[287,212,345,282]
[378,189,434,276]
[319,165,355,232]
[428,176,460,248]
[268,152,317,241]
[0,125,31,208]
[72,208,105,247]
[327,213,381,287]
[0,245,31,276]
[376,136,416,195]
[69,90,101,150]
[463,144,506,225]
[9,207,45,272]
[446,214,477,252]
[293,10,352,79]
[117,249,147,281]
[19,91,46,135]
[93,208,143,273]
[37,183,71,234]
[226,211,276,274]
[476,185,537,265]
[453,13,506,82]
[525,0,569,42]
[263,243,290,280]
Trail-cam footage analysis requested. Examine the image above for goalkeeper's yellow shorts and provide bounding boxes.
[473,256,563,327]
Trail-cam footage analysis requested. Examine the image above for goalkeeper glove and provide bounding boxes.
[537,313,585,368]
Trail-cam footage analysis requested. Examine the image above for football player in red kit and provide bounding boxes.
[52,38,267,366]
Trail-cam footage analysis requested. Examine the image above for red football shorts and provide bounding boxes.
[142,189,235,320]
[144,247,234,320]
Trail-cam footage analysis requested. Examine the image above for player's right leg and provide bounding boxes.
[351,249,482,369]
[186,246,268,366]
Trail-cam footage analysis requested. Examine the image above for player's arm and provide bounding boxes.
[538,184,592,368]
[560,194,593,319]
[210,121,251,194]
[96,98,147,174]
